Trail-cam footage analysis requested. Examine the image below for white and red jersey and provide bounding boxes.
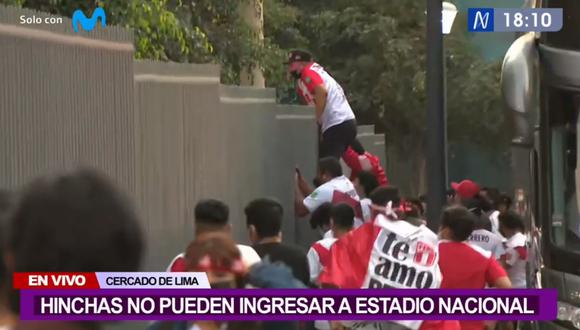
[503,232,527,288]
[319,213,441,330]
[296,62,355,133]
[307,237,338,283]
[467,229,506,259]
[166,244,261,272]
[304,175,363,224]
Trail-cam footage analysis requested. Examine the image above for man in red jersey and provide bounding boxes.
[436,206,512,330]
[287,50,357,160]
[342,139,388,186]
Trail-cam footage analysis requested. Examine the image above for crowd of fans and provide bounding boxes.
[0,152,528,330]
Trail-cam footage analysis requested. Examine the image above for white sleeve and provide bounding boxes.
[306,247,322,283]
[303,186,332,212]
[504,247,519,266]
[237,245,261,268]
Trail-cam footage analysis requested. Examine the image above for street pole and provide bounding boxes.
[426,0,448,231]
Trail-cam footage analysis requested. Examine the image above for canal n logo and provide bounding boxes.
[72,7,106,33]
[467,8,494,32]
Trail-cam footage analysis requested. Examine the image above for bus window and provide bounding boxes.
[549,89,580,251]
[541,0,580,51]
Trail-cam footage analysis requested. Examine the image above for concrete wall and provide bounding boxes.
[0,6,387,274]
[0,5,136,193]
[132,61,324,269]
[0,5,388,329]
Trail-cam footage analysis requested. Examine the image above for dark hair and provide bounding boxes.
[350,139,366,155]
[357,171,379,197]
[462,198,483,216]
[481,187,501,208]
[8,169,144,273]
[477,194,493,213]
[245,198,283,238]
[446,189,456,198]
[195,199,229,226]
[309,202,332,229]
[370,186,400,207]
[474,214,492,231]
[407,198,424,216]
[331,203,355,230]
[318,157,343,178]
[499,211,525,232]
[441,205,475,242]
[498,193,513,209]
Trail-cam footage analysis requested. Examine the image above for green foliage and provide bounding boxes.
[120,0,212,62]
[1,0,508,157]
[3,0,214,62]
[294,0,509,152]
[283,0,509,192]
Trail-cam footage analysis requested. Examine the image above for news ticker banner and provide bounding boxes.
[14,273,557,322]
[13,272,210,289]
[19,289,557,321]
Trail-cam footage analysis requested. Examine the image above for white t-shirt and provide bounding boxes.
[504,232,527,288]
[297,63,355,132]
[467,229,506,259]
[166,244,261,272]
[489,210,503,236]
[303,175,359,212]
[307,237,338,283]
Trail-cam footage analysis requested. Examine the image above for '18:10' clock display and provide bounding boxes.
[497,8,562,32]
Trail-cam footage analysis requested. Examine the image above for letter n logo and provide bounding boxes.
[467,8,494,32]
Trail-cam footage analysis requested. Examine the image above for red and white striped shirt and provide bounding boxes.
[296,63,355,132]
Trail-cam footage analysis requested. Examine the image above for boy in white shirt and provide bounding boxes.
[295,157,361,224]
[464,199,506,259]
[499,211,528,289]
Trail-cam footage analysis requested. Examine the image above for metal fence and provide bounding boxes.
[0,5,387,273]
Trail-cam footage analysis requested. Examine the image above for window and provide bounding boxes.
[549,89,580,251]
[542,0,580,50]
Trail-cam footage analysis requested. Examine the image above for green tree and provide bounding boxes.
[1,0,214,61]
[291,0,509,194]
[1,0,305,97]
[1,0,509,195]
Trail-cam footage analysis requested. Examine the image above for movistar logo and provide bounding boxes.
[72,7,106,33]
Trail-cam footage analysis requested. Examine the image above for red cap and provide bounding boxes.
[451,180,480,199]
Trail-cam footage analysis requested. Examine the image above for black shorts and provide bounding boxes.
[319,119,357,160]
